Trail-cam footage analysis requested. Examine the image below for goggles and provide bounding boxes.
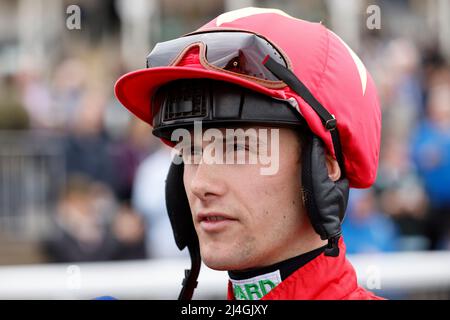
[146,31,289,86]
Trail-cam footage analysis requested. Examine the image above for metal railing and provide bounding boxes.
[0,251,449,299]
[0,130,66,239]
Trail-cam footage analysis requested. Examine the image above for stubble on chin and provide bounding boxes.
[200,234,259,271]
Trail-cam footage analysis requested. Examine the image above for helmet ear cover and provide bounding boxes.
[165,155,196,251]
[165,158,200,300]
[301,134,349,247]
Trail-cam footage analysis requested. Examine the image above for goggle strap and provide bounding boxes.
[263,55,346,177]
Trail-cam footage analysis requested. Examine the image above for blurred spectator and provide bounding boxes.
[42,175,147,262]
[63,88,116,188]
[378,39,424,141]
[51,58,88,130]
[111,202,147,260]
[15,63,53,129]
[110,118,153,201]
[376,138,429,250]
[132,145,188,259]
[343,188,400,254]
[410,67,450,250]
[0,74,29,130]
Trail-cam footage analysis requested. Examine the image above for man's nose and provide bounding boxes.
[189,162,227,202]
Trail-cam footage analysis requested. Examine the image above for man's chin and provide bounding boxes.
[199,240,254,270]
[201,255,232,271]
[201,252,242,271]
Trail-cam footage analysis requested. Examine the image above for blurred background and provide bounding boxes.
[0,0,449,299]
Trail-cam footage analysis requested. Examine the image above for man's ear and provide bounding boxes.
[325,154,341,182]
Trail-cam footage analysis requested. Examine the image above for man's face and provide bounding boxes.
[183,126,312,271]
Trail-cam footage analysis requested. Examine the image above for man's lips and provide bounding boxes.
[196,212,237,222]
[196,212,238,232]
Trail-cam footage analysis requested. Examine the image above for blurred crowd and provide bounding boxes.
[0,53,164,262]
[0,1,449,266]
[343,36,450,253]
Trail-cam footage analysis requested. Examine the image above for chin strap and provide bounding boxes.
[178,241,201,300]
[324,235,340,257]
